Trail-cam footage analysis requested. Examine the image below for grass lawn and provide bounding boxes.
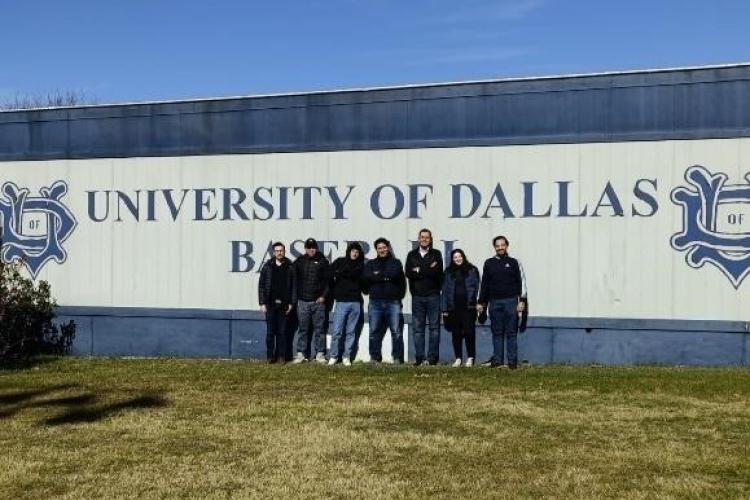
[0,358,748,499]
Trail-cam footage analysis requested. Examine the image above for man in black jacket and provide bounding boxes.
[363,237,406,364]
[293,238,330,363]
[258,242,297,363]
[477,235,527,369]
[405,228,443,365]
[327,241,365,366]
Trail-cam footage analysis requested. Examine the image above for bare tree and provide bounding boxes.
[0,89,97,111]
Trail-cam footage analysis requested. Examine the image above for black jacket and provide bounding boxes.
[441,265,480,311]
[294,251,330,302]
[258,258,296,306]
[478,254,526,303]
[331,244,365,302]
[404,247,443,297]
[363,254,406,300]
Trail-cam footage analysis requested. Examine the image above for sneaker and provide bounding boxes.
[465,357,474,367]
[480,358,494,367]
[292,352,307,364]
[452,359,462,368]
[327,358,337,366]
[315,352,327,363]
[342,358,352,367]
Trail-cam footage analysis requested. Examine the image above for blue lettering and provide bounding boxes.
[592,182,624,217]
[370,184,405,219]
[408,184,433,219]
[556,181,587,217]
[293,186,322,220]
[222,188,249,221]
[326,186,355,220]
[632,178,659,217]
[482,184,515,219]
[163,189,190,221]
[194,189,217,221]
[522,182,552,218]
[115,190,141,221]
[146,190,157,221]
[450,184,481,218]
[252,187,274,221]
[230,240,254,272]
[278,187,290,220]
[87,190,110,222]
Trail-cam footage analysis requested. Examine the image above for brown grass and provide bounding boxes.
[0,358,748,499]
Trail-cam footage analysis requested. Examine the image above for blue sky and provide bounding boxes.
[2,0,749,104]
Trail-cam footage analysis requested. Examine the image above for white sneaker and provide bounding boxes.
[292,352,307,364]
[315,352,327,363]
[327,358,337,366]
[465,357,474,367]
[452,359,462,368]
[343,358,352,367]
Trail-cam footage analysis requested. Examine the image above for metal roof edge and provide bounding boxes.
[2,61,750,113]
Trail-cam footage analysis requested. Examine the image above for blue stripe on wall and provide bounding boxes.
[57,306,750,366]
[3,65,750,161]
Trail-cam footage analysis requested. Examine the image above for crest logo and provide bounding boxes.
[0,181,77,278]
[671,166,750,288]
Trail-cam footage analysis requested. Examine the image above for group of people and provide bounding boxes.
[257,230,527,368]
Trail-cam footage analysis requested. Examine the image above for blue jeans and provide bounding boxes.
[412,294,441,364]
[368,299,403,362]
[489,298,519,366]
[329,301,361,361]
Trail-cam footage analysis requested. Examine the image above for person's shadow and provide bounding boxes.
[0,384,167,426]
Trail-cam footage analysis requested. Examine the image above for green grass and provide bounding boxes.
[1,358,749,499]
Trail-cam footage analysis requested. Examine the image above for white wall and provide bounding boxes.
[2,138,749,321]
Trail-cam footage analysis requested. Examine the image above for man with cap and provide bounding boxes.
[293,238,331,363]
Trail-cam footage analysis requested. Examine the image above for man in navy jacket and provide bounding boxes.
[478,236,527,369]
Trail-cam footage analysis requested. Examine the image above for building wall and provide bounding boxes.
[2,65,749,364]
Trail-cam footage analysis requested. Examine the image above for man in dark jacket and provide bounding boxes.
[293,238,330,363]
[363,237,406,364]
[328,241,365,366]
[258,242,297,363]
[478,235,527,369]
[405,228,443,365]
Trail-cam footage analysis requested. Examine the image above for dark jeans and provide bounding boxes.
[412,294,441,364]
[297,300,326,358]
[489,298,519,366]
[265,303,290,361]
[368,299,403,362]
[451,307,477,359]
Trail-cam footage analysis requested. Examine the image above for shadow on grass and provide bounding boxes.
[0,385,167,425]
[44,393,167,426]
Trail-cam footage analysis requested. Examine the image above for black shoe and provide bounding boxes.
[414,359,424,367]
[481,358,494,367]
[508,364,518,370]
[268,358,278,364]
